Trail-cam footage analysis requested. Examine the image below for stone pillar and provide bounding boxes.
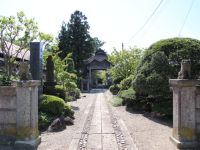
[87,81,90,92]
[30,42,43,97]
[89,68,91,90]
[30,42,43,81]
[15,80,41,150]
[169,79,200,149]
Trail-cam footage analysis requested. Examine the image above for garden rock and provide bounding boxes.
[48,117,66,132]
[64,116,74,125]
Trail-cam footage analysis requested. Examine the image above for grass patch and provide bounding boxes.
[111,96,123,107]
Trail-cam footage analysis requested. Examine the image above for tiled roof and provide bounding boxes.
[0,42,30,60]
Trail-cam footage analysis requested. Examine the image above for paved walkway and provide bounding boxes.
[39,89,176,150]
[68,89,136,150]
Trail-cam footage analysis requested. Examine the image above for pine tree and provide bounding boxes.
[58,10,95,75]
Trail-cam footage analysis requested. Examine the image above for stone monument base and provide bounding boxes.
[170,136,199,149]
[14,136,41,150]
[0,136,41,150]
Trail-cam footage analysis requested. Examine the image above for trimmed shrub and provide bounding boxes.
[38,112,53,130]
[113,76,123,84]
[111,96,123,107]
[39,95,65,116]
[109,84,120,95]
[64,103,74,117]
[68,88,80,99]
[118,88,136,105]
[65,95,76,102]
[55,85,66,99]
[133,37,200,115]
[119,75,134,90]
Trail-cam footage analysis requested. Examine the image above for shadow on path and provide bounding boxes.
[125,106,172,127]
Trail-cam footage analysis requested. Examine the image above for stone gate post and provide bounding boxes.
[170,79,200,149]
[15,80,41,149]
[0,80,41,150]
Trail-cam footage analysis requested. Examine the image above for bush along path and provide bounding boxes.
[68,89,137,150]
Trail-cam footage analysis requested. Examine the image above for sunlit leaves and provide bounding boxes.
[108,48,142,80]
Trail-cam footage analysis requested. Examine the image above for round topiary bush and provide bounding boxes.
[109,84,120,95]
[113,76,124,84]
[63,103,74,117]
[118,88,136,105]
[68,88,80,99]
[55,85,66,99]
[39,94,65,116]
[133,37,200,115]
[119,75,134,91]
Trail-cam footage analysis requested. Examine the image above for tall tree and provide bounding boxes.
[58,10,96,75]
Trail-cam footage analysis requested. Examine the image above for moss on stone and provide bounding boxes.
[173,127,195,141]
[16,127,39,140]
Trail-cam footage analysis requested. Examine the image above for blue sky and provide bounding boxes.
[0,0,200,53]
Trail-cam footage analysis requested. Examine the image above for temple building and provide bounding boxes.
[81,48,111,91]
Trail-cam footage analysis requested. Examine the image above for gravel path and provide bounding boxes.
[106,91,178,150]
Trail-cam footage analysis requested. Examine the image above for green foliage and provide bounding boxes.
[134,51,171,97]
[55,85,66,99]
[39,96,74,130]
[109,47,142,80]
[134,37,200,115]
[38,112,53,129]
[144,37,200,78]
[63,103,74,117]
[39,32,54,44]
[0,73,12,86]
[68,88,81,99]
[39,95,65,116]
[118,88,136,105]
[0,11,38,78]
[109,84,120,95]
[111,96,123,107]
[58,10,102,76]
[94,70,107,85]
[113,76,124,84]
[43,48,79,96]
[65,88,80,101]
[119,75,134,90]
[65,95,76,102]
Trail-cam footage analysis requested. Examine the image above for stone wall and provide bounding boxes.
[170,79,200,149]
[0,86,17,137]
[196,85,200,141]
[0,81,41,149]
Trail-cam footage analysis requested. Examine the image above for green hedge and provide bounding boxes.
[38,112,54,130]
[118,88,136,105]
[119,75,134,90]
[67,88,80,99]
[64,103,74,117]
[109,84,120,95]
[111,96,123,107]
[39,95,65,116]
[55,85,66,100]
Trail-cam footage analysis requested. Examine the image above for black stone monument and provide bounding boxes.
[30,42,43,97]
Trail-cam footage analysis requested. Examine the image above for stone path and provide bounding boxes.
[68,89,136,150]
[39,89,176,150]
